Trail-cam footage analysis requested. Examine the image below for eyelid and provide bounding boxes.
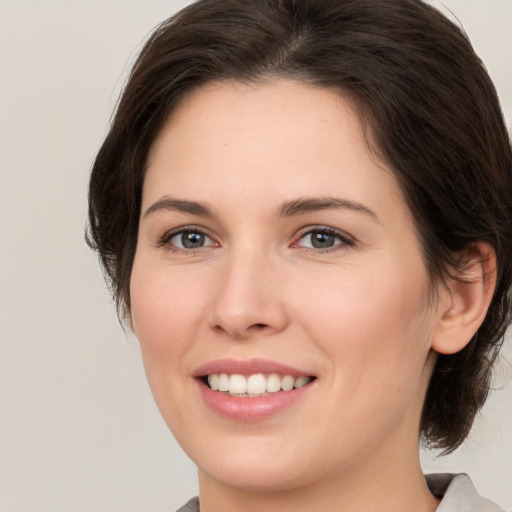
[155,224,353,253]
[292,225,355,251]
[157,224,219,251]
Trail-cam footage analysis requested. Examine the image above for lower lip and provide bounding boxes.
[197,380,314,421]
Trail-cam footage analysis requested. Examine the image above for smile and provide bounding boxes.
[206,373,313,397]
[194,359,317,420]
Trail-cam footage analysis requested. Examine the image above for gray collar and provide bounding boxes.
[427,474,504,512]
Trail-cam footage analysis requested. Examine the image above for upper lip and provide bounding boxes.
[193,358,315,378]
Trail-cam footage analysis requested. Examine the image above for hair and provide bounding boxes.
[87,0,512,452]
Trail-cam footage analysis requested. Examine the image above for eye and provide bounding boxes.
[295,227,352,251]
[161,228,217,251]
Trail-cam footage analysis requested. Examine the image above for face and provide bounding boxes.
[131,80,442,492]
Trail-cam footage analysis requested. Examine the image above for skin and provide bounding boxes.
[130,79,493,512]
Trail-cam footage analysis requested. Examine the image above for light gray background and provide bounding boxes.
[1,1,511,511]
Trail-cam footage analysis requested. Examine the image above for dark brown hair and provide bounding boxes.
[87,0,512,452]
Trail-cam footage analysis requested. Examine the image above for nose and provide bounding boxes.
[207,248,288,340]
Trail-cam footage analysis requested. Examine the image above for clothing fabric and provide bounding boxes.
[426,474,505,512]
[175,473,505,511]
[176,497,199,512]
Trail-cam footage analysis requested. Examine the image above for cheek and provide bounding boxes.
[295,262,435,392]
[300,269,435,445]
[131,260,203,352]
[129,261,201,427]
[129,263,195,408]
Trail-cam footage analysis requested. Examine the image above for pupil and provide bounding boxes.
[312,231,334,249]
[182,232,204,248]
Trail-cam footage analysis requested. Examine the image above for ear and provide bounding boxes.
[432,243,497,355]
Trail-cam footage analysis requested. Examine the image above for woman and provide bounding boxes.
[87,0,512,510]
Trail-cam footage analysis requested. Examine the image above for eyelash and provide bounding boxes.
[293,226,354,254]
[157,225,354,254]
[157,225,218,254]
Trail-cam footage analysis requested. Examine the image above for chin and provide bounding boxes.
[182,432,320,493]
[198,455,316,493]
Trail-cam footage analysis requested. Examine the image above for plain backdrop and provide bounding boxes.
[1,1,511,511]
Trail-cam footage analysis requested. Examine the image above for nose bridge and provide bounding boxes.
[208,241,287,339]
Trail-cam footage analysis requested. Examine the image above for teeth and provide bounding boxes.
[280,375,295,391]
[247,374,267,394]
[266,373,281,393]
[208,373,219,391]
[229,374,247,394]
[207,373,312,396]
[294,376,310,389]
[217,373,229,392]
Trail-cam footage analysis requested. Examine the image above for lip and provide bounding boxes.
[193,358,314,378]
[194,358,316,421]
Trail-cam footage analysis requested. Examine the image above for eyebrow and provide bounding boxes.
[278,197,378,220]
[143,195,378,221]
[143,197,215,219]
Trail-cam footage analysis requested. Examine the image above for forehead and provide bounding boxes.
[148,79,357,168]
[144,79,405,221]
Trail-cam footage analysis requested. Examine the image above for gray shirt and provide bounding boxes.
[427,474,504,512]
[176,473,505,511]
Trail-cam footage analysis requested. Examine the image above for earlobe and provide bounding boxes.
[432,243,497,355]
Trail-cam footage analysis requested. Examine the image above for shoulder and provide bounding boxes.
[426,473,505,512]
[175,497,200,512]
